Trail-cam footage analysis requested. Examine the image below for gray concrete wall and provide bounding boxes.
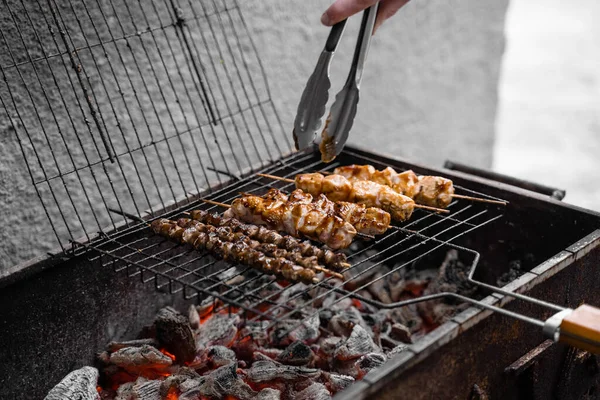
[494,0,600,211]
[0,0,509,270]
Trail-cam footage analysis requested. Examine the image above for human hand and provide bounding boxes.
[321,0,410,32]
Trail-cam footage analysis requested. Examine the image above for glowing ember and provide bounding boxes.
[49,249,475,399]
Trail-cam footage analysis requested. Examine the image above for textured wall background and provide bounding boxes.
[0,0,509,269]
[494,0,600,211]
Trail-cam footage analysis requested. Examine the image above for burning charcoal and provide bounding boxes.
[254,348,284,361]
[207,345,237,367]
[318,308,334,328]
[358,352,386,370]
[389,279,407,303]
[188,304,201,330]
[196,296,223,320]
[107,338,159,353]
[362,309,389,332]
[329,297,355,312]
[380,334,399,351]
[193,344,239,370]
[196,314,239,349]
[277,341,315,366]
[257,388,282,400]
[44,366,99,400]
[334,353,386,379]
[387,344,409,358]
[115,382,134,399]
[334,325,378,361]
[328,307,367,337]
[417,301,457,327]
[234,321,271,360]
[269,312,320,346]
[154,307,196,363]
[159,367,200,398]
[296,382,332,400]
[387,306,423,333]
[115,377,161,400]
[239,321,270,347]
[317,337,342,357]
[429,249,477,298]
[497,259,523,287]
[179,364,257,400]
[389,323,412,343]
[367,272,392,304]
[247,359,321,383]
[109,345,173,374]
[320,372,355,393]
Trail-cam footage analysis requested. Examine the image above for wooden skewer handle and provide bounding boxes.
[201,199,231,208]
[558,304,600,354]
[451,194,507,206]
[257,173,294,183]
[413,204,450,214]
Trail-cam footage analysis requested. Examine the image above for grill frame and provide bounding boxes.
[2,146,600,399]
[82,147,508,339]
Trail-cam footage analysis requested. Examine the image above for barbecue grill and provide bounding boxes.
[1,1,600,399]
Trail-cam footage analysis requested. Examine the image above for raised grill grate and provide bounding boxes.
[1,0,291,252]
[86,148,507,332]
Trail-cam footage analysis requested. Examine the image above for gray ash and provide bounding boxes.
[49,248,478,399]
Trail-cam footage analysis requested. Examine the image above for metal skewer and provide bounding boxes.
[256,173,450,214]
[194,200,346,280]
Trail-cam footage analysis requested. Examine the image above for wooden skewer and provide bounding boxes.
[256,173,450,214]
[257,172,294,183]
[201,198,232,208]
[450,194,507,206]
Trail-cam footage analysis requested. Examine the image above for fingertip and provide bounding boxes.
[321,11,333,26]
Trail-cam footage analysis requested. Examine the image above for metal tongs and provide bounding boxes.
[293,3,379,162]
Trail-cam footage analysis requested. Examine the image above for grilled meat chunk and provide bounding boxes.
[151,218,318,284]
[334,164,455,208]
[294,173,415,221]
[224,193,357,250]
[189,209,348,271]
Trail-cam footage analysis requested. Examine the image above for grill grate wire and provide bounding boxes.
[1,0,291,251]
[85,149,507,333]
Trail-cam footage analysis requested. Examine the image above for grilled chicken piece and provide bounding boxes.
[334,164,455,208]
[224,194,357,250]
[307,191,390,236]
[293,173,415,221]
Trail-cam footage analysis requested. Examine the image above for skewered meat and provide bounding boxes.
[151,219,318,284]
[293,173,415,221]
[287,189,391,236]
[190,210,349,271]
[334,164,455,208]
[222,193,357,250]
[177,218,327,272]
[242,188,390,236]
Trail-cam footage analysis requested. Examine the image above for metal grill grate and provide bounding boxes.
[0,0,291,251]
[86,149,507,333]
